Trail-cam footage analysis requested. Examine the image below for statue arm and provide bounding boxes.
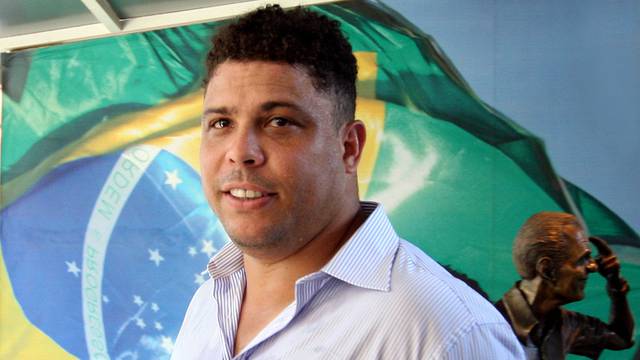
[604,267,634,347]
[590,237,635,348]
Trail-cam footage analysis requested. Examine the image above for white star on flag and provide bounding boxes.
[103,295,110,303]
[164,170,183,190]
[133,295,144,306]
[194,273,206,285]
[201,239,216,258]
[188,246,197,257]
[135,317,146,329]
[151,303,159,312]
[161,336,174,353]
[155,321,164,331]
[148,248,165,266]
[65,261,81,277]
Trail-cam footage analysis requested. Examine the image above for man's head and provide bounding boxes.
[200,5,365,257]
[513,212,596,303]
[204,4,357,129]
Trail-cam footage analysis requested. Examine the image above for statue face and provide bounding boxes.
[552,225,595,303]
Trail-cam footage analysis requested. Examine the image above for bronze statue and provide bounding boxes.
[496,211,634,359]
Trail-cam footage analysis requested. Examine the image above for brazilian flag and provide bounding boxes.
[1,1,638,359]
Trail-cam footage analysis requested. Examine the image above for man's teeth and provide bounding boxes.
[229,188,264,199]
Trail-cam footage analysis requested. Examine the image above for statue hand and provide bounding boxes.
[590,236,627,294]
[589,236,620,278]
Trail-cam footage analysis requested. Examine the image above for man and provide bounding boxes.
[173,5,524,359]
[496,212,634,359]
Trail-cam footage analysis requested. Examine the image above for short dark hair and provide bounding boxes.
[205,4,358,127]
[512,212,583,279]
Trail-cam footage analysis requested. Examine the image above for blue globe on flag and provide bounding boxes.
[1,146,228,359]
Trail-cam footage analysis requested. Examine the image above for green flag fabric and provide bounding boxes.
[1,1,637,359]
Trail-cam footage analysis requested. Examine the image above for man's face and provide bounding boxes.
[200,61,352,253]
[552,225,595,303]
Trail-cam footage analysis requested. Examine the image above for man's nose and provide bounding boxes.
[586,258,598,273]
[227,129,265,166]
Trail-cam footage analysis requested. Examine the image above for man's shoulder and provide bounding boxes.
[348,238,523,358]
[560,307,608,328]
[172,279,218,359]
[177,277,217,325]
[390,239,506,325]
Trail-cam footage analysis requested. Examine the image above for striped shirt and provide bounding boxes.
[172,202,525,359]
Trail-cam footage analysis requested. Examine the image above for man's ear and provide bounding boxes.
[342,120,366,174]
[536,257,555,282]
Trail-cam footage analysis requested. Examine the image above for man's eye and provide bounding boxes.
[211,119,231,129]
[268,117,291,127]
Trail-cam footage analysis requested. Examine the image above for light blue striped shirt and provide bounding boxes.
[172,202,525,359]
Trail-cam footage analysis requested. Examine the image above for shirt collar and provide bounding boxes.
[321,201,399,292]
[206,201,400,292]
[501,281,540,343]
[207,241,243,279]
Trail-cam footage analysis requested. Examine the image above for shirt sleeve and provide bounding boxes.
[442,322,526,360]
[564,311,629,359]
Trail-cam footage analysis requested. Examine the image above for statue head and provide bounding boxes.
[513,212,596,303]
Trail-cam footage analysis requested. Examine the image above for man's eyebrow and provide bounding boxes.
[203,106,234,117]
[202,102,301,117]
[261,101,302,112]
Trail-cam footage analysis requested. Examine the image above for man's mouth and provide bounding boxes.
[229,188,267,200]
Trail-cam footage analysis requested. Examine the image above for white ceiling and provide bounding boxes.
[0,0,339,52]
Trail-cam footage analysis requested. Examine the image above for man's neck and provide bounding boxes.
[233,199,366,356]
[242,200,366,300]
[519,278,562,318]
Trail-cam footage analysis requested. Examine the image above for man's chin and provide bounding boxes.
[557,290,585,305]
[231,236,280,251]
[224,225,286,251]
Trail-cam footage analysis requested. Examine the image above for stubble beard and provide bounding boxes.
[221,205,308,255]
[227,221,290,251]
[212,170,293,250]
[222,201,333,259]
